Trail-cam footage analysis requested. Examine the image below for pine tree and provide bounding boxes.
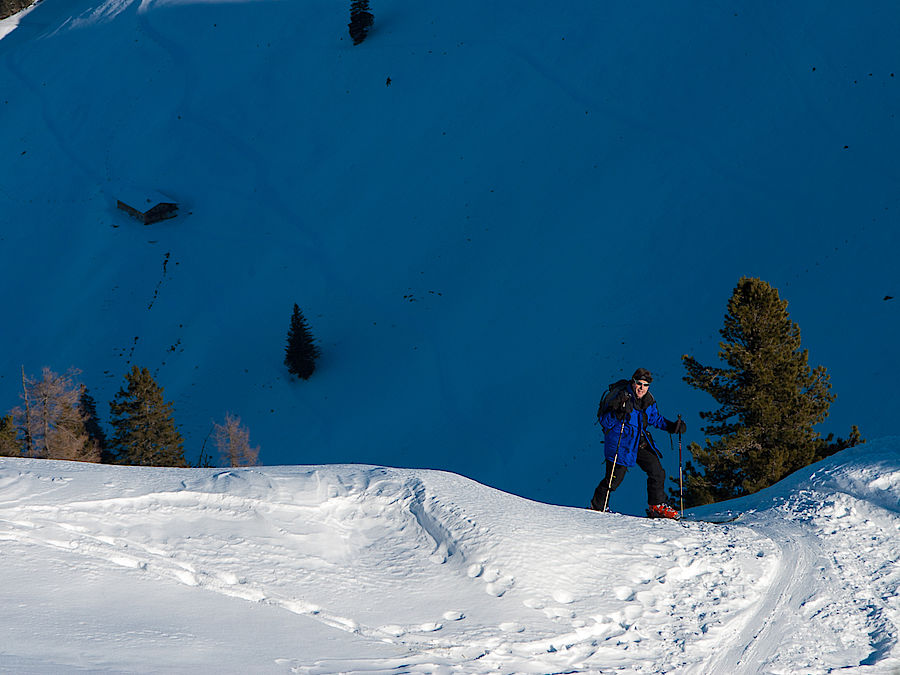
[14,368,98,462]
[284,304,321,380]
[0,414,20,457]
[348,0,373,45]
[80,387,111,463]
[678,277,856,507]
[109,366,187,467]
[214,413,260,467]
[815,424,864,462]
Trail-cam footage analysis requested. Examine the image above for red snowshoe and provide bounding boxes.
[646,503,680,520]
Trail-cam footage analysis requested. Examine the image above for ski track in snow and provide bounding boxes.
[689,455,900,675]
[0,448,898,673]
[698,520,820,674]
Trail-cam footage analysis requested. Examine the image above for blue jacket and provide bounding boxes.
[600,388,673,467]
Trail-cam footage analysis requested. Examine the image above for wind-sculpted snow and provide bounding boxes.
[1,445,898,672]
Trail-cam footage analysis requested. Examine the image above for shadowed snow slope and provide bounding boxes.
[0,440,897,673]
[1,0,899,518]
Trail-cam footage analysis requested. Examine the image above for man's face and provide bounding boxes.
[631,379,650,399]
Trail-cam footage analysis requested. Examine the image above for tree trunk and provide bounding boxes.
[21,365,34,457]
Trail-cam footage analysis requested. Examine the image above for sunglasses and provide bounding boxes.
[633,380,650,388]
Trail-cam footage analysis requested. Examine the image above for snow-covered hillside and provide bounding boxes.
[1,0,898,519]
[1,442,898,673]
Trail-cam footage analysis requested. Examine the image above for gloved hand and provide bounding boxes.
[669,419,687,435]
[614,391,633,419]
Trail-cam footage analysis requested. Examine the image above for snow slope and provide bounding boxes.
[1,0,898,517]
[1,441,898,673]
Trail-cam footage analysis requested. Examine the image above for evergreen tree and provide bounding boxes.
[80,387,111,463]
[678,277,857,507]
[348,0,373,45]
[109,366,187,467]
[284,304,321,380]
[815,424,864,462]
[0,414,20,457]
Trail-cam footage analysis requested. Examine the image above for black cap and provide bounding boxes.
[632,368,653,383]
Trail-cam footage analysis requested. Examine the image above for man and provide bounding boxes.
[591,368,686,519]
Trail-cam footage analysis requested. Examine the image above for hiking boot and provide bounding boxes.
[589,501,612,513]
[646,503,680,520]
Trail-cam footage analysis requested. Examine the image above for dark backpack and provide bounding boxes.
[596,379,631,421]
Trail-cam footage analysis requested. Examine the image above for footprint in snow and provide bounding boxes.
[482,566,502,582]
[379,622,442,637]
[467,562,514,597]
[485,575,515,597]
[108,555,145,570]
[642,542,673,557]
[552,590,575,604]
[442,610,465,621]
[623,604,642,621]
[613,586,635,601]
[216,571,242,585]
[542,606,575,619]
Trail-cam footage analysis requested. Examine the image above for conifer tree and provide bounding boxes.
[348,0,373,45]
[816,424,864,462]
[109,366,187,467]
[678,277,856,507]
[0,414,19,457]
[80,387,111,463]
[214,413,260,467]
[284,304,321,380]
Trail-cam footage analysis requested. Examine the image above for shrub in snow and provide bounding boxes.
[214,413,260,467]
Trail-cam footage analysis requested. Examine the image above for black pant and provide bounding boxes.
[591,441,667,510]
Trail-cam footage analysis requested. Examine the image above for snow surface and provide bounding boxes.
[1,442,898,673]
[1,0,898,518]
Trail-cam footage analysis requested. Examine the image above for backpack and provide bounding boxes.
[596,379,631,421]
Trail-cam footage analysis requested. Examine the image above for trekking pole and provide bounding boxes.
[677,414,684,519]
[602,404,628,512]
